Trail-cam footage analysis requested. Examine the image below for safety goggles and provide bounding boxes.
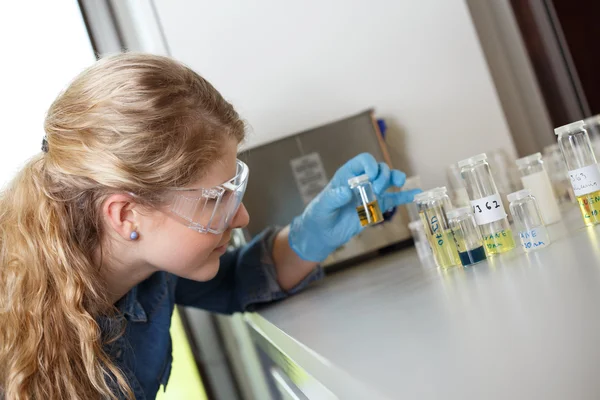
[167,159,249,234]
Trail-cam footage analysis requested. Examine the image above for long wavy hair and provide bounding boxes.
[0,53,245,399]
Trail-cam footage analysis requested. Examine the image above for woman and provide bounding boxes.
[0,53,418,399]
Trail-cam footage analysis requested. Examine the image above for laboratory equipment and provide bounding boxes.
[508,189,550,252]
[458,153,516,255]
[348,174,384,227]
[408,220,433,260]
[414,187,461,268]
[446,207,487,266]
[446,163,470,207]
[543,144,575,204]
[555,120,600,226]
[515,153,561,224]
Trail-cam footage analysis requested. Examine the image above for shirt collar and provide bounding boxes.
[117,285,148,323]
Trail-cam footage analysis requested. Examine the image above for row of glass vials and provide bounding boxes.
[408,117,600,269]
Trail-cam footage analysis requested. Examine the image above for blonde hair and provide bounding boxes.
[0,53,245,399]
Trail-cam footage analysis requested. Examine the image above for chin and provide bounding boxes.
[189,257,221,281]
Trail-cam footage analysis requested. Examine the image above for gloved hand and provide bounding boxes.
[289,153,421,262]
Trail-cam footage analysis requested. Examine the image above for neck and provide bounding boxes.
[95,245,156,305]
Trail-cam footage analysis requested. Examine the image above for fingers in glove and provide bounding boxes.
[380,189,422,211]
[390,169,407,188]
[372,162,391,194]
[332,153,379,186]
[316,186,353,214]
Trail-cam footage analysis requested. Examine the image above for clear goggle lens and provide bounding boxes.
[169,159,249,234]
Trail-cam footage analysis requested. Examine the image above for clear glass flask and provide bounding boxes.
[515,152,562,224]
[348,174,384,227]
[458,153,516,255]
[555,120,600,226]
[413,187,461,268]
[508,189,551,252]
[446,163,470,207]
[446,207,487,266]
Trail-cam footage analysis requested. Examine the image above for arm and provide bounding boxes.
[272,225,318,291]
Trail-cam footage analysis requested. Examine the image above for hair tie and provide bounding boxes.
[41,136,49,153]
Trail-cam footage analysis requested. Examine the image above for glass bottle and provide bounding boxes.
[413,187,461,268]
[508,189,551,252]
[555,120,600,226]
[458,153,516,255]
[446,207,487,266]
[515,152,561,224]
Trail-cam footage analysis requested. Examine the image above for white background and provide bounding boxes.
[0,1,95,187]
[153,0,517,188]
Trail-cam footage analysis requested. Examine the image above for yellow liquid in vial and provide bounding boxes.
[482,228,515,255]
[431,230,461,269]
[356,200,384,226]
[419,213,460,268]
[577,190,600,226]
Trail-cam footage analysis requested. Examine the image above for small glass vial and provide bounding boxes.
[555,121,600,226]
[515,152,562,225]
[348,174,384,227]
[446,207,487,267]
[413,187,461,268]
[446,163,470,207]
[408,220,433,260]
[508,189,551,252]
[458,153,516,256]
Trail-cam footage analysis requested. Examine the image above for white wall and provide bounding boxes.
[0,1,95,187]
[152,0,516,188]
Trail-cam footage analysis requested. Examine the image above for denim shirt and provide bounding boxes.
[103,227,323,400]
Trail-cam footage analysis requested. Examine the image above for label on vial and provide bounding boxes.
[470,193,507,225]
[290,152,329,205]
[569,164,600,197]
[519,227,549,250]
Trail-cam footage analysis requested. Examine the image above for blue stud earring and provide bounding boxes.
[130,231,139,240]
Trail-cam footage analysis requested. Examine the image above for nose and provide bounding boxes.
[231,203,250,230]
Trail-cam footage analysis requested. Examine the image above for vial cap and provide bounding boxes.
[554,120,585,136]
[458,153,488,169]
[446,206,472,220]
[507,189,531,203]
[347,174,370,188]
[412,187,447,203]
[515,152,542,168]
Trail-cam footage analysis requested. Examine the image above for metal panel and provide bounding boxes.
[241,109,388,236]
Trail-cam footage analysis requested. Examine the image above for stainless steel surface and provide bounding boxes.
[250,206,600,399]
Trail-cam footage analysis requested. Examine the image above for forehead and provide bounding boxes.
[193,140,238,188]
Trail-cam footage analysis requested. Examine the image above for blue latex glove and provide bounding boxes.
[289,153,421,262]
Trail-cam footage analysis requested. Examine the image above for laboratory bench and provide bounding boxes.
[245,207,600,399]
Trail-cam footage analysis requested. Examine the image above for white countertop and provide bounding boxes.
[248,207,600,399]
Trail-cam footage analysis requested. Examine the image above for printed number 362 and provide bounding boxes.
[474,201,500,213]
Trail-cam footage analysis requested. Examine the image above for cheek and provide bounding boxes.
[144,218,224,280]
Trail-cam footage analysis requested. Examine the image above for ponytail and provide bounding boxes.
[0,156,133,399]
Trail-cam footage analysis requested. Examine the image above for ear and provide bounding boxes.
[103,193,139,241]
